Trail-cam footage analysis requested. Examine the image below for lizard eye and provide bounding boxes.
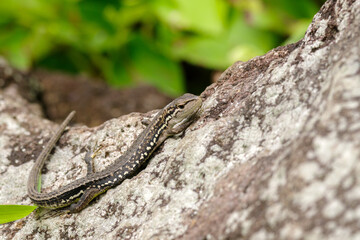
[178,104,185,109]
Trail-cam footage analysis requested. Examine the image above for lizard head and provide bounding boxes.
[165,93,202,135]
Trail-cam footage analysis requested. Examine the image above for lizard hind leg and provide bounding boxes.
[68,188,102,213]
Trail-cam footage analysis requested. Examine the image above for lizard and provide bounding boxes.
[27,93,202,213]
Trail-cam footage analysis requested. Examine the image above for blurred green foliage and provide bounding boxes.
[0,0,325,96]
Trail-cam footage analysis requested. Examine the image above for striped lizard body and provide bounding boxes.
[27,93,202,212]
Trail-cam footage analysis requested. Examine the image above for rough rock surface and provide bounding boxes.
[1,0,360,239]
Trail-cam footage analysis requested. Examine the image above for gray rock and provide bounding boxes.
[1,0,360,239]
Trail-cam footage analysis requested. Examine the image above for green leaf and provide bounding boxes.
[37,174,42,192]
[229,44,265,63]
[128,35,184,96]
[172,35,230,69]
[283,19,313,45]
[227,12,279,52]
[36,50,80,73]
[152,0,227,35]
[174,0,227,35]
[77,0,118,32]
[100,52,133,87]
[0,27,31,69]
[263,0,319,19]
[0,205,37,224]
[172,11,280,68]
